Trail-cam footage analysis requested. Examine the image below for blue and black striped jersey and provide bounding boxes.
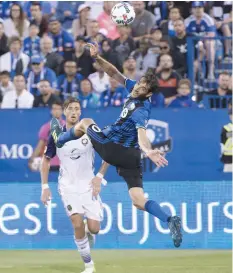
[102,79,151,148]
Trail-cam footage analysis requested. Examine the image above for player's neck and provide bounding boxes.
[66,122,76,130]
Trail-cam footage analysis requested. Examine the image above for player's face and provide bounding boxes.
[51,104,63,119]
[193,7,204,17]
[174,20,185,34]
[64,102,81,125]
[177,84,190,96]
[131,77,151,98]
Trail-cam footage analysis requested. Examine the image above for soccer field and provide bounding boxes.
[0,250,231,273]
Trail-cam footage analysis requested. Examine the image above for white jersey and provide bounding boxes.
[56,134,95,194]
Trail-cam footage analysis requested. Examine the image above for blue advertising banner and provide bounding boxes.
[0,108,231,182]
[0,181,232,249]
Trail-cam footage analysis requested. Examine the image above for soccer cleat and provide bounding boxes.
[84,219,96,248]
[168,216,182,248]
[50,118,63,148]
[81,264,96,273]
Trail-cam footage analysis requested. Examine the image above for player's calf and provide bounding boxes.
[129,187,147,210]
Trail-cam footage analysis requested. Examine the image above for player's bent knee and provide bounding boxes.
[89,227,100,234]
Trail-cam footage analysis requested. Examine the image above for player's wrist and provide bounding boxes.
[42,183,49,190]
[96,172,104,179]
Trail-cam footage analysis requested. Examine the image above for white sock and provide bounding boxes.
[74,235,93,266]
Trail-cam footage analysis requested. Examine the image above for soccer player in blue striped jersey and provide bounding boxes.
[51,42,182,248]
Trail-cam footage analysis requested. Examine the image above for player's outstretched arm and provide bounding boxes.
[40,155,52,206]
[138,128,168,168]
[87,42,125,85]
[92,161,109,197]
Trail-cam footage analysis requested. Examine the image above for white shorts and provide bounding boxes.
[60,190,103,221]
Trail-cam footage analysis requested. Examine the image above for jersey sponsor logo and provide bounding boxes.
[143,119,172,173]
[70,148,81,160]
[121,108,128,118]
[91,125,101,133]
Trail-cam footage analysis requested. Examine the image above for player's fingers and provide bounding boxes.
[161,157,168,165]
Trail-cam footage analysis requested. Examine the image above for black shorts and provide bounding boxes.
[87,124,143,189]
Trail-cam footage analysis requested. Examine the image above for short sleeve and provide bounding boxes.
[44,135,57,159]
[125,78,137,93]
[131,108,149,130]
[39,123,49,141]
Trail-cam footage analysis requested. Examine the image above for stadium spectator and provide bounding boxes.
[1,74,34,109]
[88,62,110,97]
[97,1,120,40]
[210,2,232,59]
[33,80,61,108]
[130,1,156,41]
[0,36,30,78]
[173,1,193,19]
[56,1,82,30]
[168,79,197,108]
[100,77,128,107]
[72,4,91,38]
[149,27,162,54]
[185,1,216,79]
[171,19,188,76]
[23,21,41,58]
[48,16,74,57]
[30,2,49,37]
[40,36,64,76]
[160,7,181,37]
[25,55,57,96]
[3,3,29,39]
[72,36,95,78]
[87,20,100,43]
[156,53,181,104]
[101,39,122,72]
[29,101,65,172]
[0,71,14,96]
[123,56,143,81]
[24,1,52,20]
[0,22,8,56]
[146,1,168,26]
[57,60,83,101]
[131,37,157,73]
[79,78,99,108]
[112,25,136,66]
[204,72,232,108]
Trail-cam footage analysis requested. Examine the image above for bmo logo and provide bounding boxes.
[0,144,33,159]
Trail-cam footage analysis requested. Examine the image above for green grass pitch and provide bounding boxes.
[0,250,231,273]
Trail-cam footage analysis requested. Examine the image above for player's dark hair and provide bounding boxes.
[63,97,81,109]
[144,68,159,94]
[0,71,10,77]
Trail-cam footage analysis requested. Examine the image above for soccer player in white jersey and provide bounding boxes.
[40,97,109,273]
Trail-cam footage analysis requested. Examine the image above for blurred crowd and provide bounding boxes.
[0,1,232,110]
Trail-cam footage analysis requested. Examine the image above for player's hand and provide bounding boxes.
[92,176,102,197]
[41,188,52,206]
[86,42,99,58]
[146,149,168,167]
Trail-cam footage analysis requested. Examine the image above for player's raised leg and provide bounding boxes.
[50,117,95,148]
[129,187,182,247]
[71,214,96,273]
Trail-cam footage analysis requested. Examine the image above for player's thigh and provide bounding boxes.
[117,166,143,189]
[82,191,103,223]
